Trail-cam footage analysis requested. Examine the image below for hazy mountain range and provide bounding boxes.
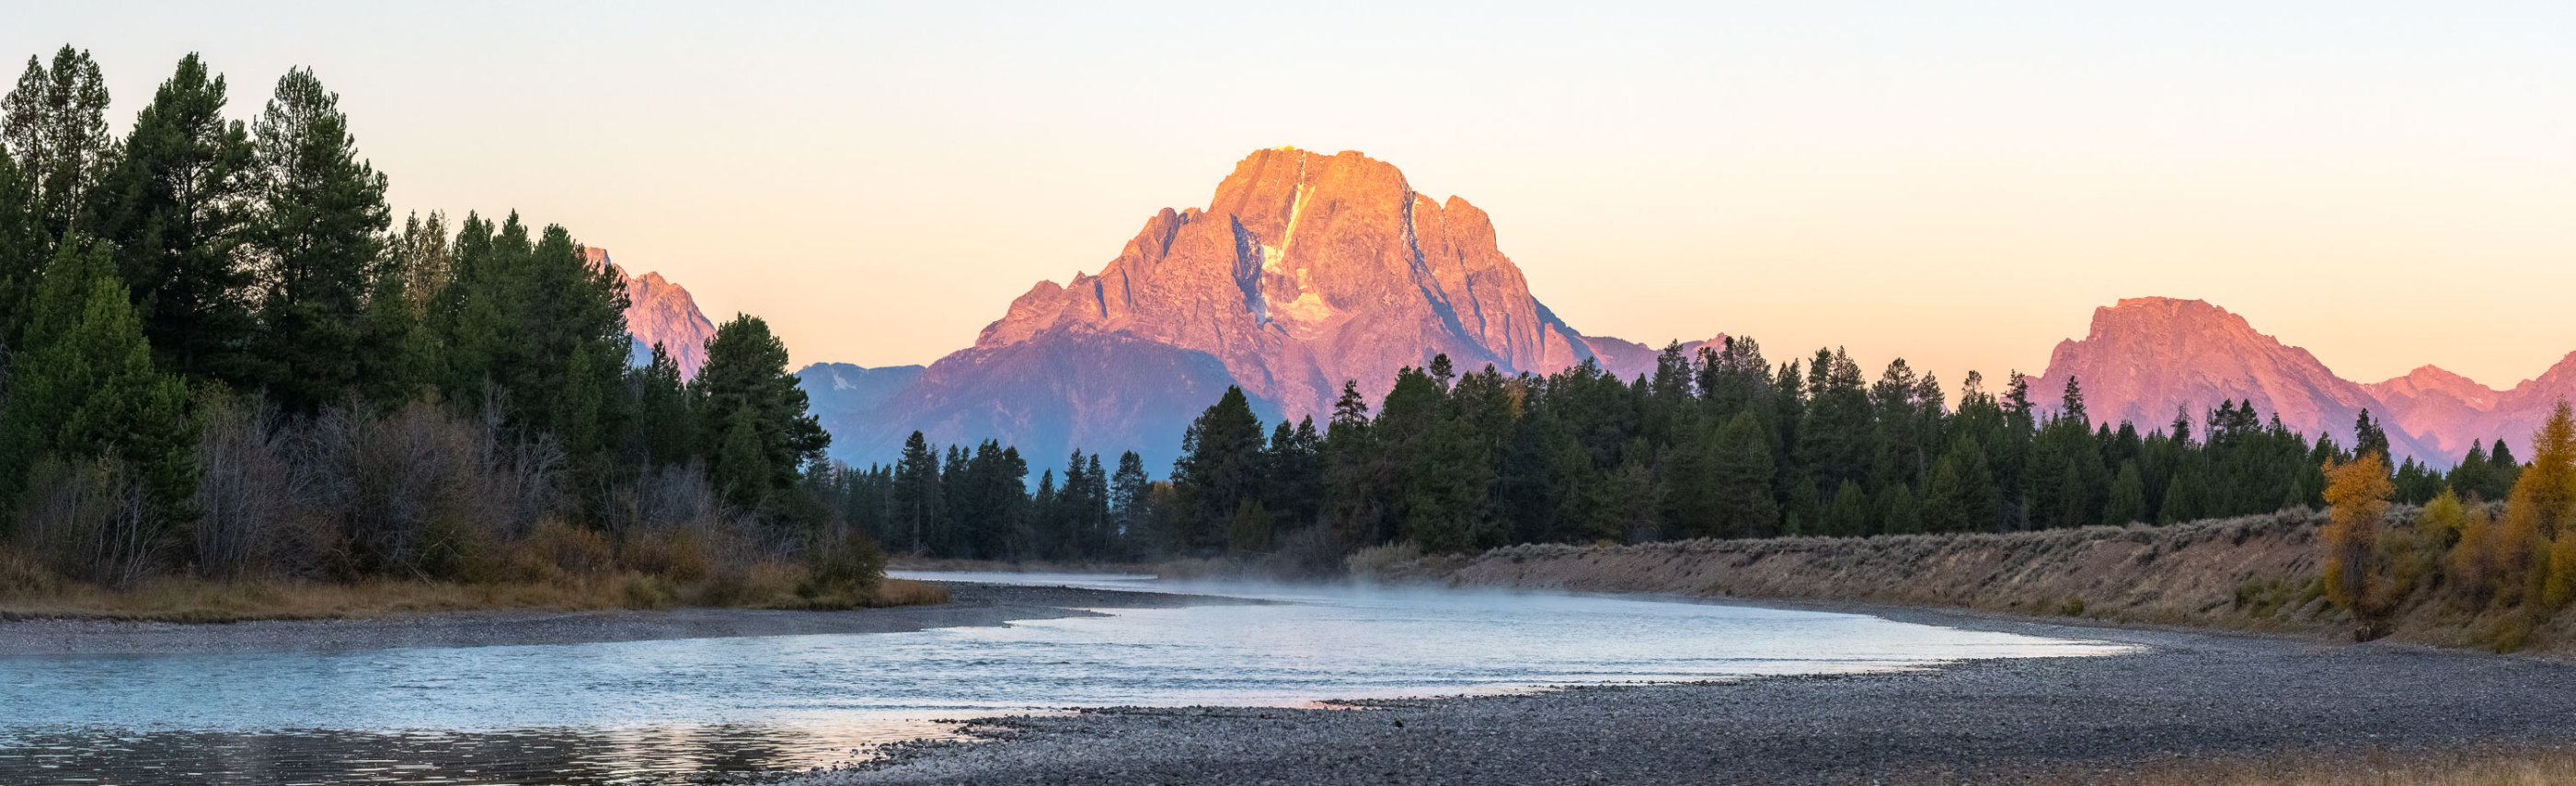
[613,151,2568,469]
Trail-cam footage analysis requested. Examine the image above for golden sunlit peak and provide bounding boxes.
[1273,144,1299,151]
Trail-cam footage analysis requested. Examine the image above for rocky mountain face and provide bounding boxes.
[2028,296,2570,465]
[818,148,1709,468]
[588,248,718,378]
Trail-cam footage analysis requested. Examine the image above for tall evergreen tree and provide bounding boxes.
[0,155,40,342]
[695,314,828,516]
[2,46,114,243]
[1921,435,1998,533]
[1708,410,1779,537]
[2103,460,2148,525]
[1171,386,1266,554]
[0,239,195,533]
[891,431,943,552]
[90,53,259,383]
[244,67,390,411]
[1110,450,1150,552]
[628,343,696,467]
[2352,409,2390,462]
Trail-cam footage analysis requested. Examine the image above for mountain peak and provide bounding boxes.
[825,149,1706,467]
[588,247,718,378]
[2036,296,2440,461]
[2089,297,2257,341]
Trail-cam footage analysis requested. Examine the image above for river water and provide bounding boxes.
[0,573,2126,784]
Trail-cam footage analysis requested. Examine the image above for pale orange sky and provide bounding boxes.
[15,3,2575,389]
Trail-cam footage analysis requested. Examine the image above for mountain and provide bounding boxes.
[587,248,718,377]
[2366,355,2576,463]
[816,147,1714,468]
[796,362,925,461]
[2026,296,2570,465]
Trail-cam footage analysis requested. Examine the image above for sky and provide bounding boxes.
[11,2,2573,387]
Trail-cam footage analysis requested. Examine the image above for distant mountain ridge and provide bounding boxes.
[716,155,2568,470]
[808,147,1720,468]
[2030,296,2570,465]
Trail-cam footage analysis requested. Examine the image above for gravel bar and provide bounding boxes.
[795,600,2576,784]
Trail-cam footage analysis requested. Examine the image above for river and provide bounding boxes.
[0,573,2126,783]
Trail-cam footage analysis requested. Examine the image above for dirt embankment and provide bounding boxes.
[1381,512,2348,635]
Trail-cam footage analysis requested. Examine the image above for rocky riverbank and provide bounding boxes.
[795,598,2576,784]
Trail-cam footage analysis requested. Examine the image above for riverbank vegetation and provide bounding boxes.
[2298,402,2576,649]
[0,45,907,616]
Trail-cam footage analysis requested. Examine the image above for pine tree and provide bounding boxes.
[1110,450,1150,555]
[1262,417,1323,531]
[711,406,766,511]
[628,343,696,467]
[1880,482,1922,535]
[1172,387,1266,554]
[1707,410,1778,537]
[245,67,390,412]
[90,53,259,384]
[355,252,428,405]
[695,314,829,516]
[1797,348,1871,495]
[2,46,114,242]
[0,238,195,535]
[2484,438,2522,501]
[1319,379,1382,547]
[389,212,452,317]
[892,432,942,553]
[1920,435,1997,533]
[2351,409,2390,461]
[0,154,40,343]
[1822,480,1870,537]
[1655,408,1719,539]
[2103,460,2147,525]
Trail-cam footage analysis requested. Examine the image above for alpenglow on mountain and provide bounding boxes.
[2030,296,2576,465]
[588,248,718,378]
[804,147,1719,469]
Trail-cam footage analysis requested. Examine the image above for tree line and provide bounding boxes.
[0,46,862,602]
[849,339,2525,566]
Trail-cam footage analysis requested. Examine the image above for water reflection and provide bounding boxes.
[0,721,953,785]
[1,574,2128,784]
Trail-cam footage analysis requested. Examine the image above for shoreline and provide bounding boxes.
[793,586,2576,785]
[0,582,1260,656]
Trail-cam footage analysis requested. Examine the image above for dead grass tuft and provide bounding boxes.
[2071,745,2576,786]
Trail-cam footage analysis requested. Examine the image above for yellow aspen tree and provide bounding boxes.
[2447,497,2500,606]
[2321,451,2395,640]
[2505,402,2576,607]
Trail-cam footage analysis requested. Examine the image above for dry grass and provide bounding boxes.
[1375,509,2576,652]
[0,565,950,623]
[2072,745,2576,785]
[1384,511,2340,630]
[887,556,1159,574]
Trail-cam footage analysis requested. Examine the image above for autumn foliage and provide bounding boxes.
[2319,451,2394,639]
[2310,400,2576,650]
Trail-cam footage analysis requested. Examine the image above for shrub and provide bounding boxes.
[799,531,887,602]
[620,530,712,583]
[1344,541,1423,578]
[498,521,615,584]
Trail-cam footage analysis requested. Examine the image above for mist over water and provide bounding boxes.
[0,573,2127,783]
